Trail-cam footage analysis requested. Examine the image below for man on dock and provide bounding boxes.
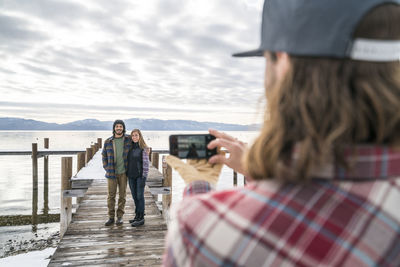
[102,119,131,226]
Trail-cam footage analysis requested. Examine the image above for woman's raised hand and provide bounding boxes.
[207,129,249,177]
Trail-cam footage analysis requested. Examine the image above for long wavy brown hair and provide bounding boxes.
[245,4,400,182]
[131,129,148,150]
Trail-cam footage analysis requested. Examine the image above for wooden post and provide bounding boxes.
[233,171,238,186]
[85,147,93,165]
[77,152,86,173]
[97,138,102,148]
[76,152,86,204]
[43,138,49,216]
[148,147,153,161]
[60,157,72,238]
[151,152,159,169]
[32,143,38,231]
[32,143,38,191]
[44,138,49,149]
[162,155,172,221]
[91,145,96,158]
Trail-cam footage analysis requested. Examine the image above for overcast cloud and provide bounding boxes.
[0,0,265,125]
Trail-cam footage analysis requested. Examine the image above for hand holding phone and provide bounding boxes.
[207,129,249,177]
[169,134,217,159]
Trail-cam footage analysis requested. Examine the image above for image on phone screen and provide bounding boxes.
[169,134,216,159]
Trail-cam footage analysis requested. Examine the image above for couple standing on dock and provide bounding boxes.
[101,119,149,227]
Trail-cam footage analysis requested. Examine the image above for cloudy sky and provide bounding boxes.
[0,0,265,125]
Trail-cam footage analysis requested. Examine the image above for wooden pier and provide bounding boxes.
[46,140,171,266]
[48,174,168,266]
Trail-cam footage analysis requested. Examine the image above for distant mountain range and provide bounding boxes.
[0,117,260,131]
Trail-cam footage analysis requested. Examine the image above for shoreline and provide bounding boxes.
[2,232,59,258]
[0,222,59,258]
[0,214,60,227]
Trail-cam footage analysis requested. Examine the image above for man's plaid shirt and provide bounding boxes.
[163,146,400,266]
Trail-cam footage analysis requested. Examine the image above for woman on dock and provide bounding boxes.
[127,129,149,227]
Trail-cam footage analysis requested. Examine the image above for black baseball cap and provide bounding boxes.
[233,0,400,62]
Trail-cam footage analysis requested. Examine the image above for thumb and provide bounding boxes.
[165,155,186,170]
[208,154,227,165]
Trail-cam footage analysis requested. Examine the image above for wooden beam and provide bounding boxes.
[63,189,87,198]
[0,149,168,156]
[71,179,93,189]
[149,187,171,195]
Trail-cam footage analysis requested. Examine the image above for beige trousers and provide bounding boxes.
[107,173,127,219]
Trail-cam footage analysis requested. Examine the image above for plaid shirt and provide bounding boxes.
[101,135,131,179]
[163,146,400,267]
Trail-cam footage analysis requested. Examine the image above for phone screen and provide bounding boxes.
[169,134,216,159]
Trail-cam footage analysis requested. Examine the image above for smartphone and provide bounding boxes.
[169,134,217,159]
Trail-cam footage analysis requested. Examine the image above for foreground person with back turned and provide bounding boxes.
[163,0,400,266]
[102,119,131,226]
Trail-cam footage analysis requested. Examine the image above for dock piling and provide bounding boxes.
[91,144,96,156]
[162,155,172,221]
[148,147,153,161]
[85,147,93,165]
[76,152,86,204]
[32,143,38,191]
[97,138,102,148]
[152,152,159,169]
[77,152,86,173]
[43,138,49,216]
[32,143,38,231]
[60,156,72,237]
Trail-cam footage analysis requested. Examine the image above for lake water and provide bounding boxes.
[0,130,259,217]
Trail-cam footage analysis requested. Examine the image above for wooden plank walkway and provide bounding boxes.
[48,167,168,266]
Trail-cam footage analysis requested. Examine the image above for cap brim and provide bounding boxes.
[232,49,264,57]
